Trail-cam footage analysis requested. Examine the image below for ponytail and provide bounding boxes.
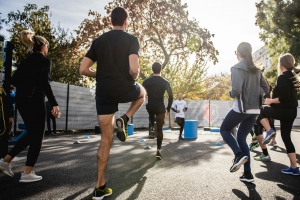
[20,30,49,52]
[21,30,35,51]
[237,42,260,72]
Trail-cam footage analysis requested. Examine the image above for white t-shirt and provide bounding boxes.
[172,100,187,118]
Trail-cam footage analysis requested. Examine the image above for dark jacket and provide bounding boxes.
[11,53,58,106]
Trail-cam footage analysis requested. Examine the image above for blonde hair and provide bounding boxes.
[21,30,49,51]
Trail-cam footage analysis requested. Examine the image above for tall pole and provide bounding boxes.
[65,83,70,132]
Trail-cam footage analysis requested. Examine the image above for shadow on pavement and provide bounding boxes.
[255,161,300,199]
[232,182,262,200]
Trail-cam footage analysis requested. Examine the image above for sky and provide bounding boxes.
[0,0,264,75]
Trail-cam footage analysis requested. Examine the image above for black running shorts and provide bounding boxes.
[95,83,141,115]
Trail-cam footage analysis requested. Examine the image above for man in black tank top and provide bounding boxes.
[142,62,173,159]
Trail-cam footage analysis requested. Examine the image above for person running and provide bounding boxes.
[142,62,173,160]
[258,53,300,175]
[8,85,16,139]
[46,101,57,136]
[220,42,269,183]
[0,30,60,183]
[79,7,146,199]
[171,93,187,140]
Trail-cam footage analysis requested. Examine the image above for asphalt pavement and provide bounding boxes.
[0,128,300,200]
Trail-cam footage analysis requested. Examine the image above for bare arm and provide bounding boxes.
[79,57,96,78]
[129,54,140,80]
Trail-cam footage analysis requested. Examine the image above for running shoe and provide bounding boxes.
[262,129,276,144]
[281,167,300,175]
[116,115,128,142]
[156,151,162,160]
[0,158,14,177]
[92,187,113,200]
[179,136,184,140]
[254,154,271,162]
[268,140,277,146]
[19,171,42,183]
[239,172,255,182]
[230,153,248,172]
[149,126,155,139]
[249,142,259,151]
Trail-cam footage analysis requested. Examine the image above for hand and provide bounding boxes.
[52,106,61,118]
[166,111,170,116]
[177,110,180,113]
[263,98,272,105]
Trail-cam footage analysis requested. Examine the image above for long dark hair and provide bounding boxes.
[237,42,259,72]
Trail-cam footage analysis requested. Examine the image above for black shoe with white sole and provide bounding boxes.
[116,115,128,142]
[156,151,162,160]
[239,172,255,182]
[230,153,248,172]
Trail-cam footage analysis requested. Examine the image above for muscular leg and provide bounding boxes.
[96,114,114,188]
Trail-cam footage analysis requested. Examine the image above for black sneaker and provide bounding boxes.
[51,132,57,136]
[230,153,248,172]
[92,187,113,200]
[156,151,162,160]
[239,172,255,182]
[179,136,184,140]
[116,115,128,142]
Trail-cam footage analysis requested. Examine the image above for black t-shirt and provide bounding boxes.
[272,71,298,108]
[142,76,173,112]
[85,30,140,97]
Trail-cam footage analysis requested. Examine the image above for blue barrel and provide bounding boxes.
[127,124,134,136]
[184,120,198,139]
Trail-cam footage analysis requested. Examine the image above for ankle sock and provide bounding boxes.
[244,170,251,175]
[123,114,129,122]
[98,184,106,190]
[262,148,269,156]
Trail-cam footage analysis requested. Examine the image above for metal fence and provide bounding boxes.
[13,81,300,131]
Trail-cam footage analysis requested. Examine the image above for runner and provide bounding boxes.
[142,62,173,160]
[258,53,300,175]
[171,93,187,140]
[220,42,269,183]
[0,30,60,183]
[79,7,146,199]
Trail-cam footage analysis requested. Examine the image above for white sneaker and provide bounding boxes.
[19,171,42,183]
[0,158,14,177]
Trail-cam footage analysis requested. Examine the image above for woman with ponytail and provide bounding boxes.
[220,42,269,182]
[0,30,60,183]
[257,53,300,175]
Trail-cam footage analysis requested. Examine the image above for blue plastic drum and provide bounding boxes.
[127,124,134,136]
[184,120,198,139]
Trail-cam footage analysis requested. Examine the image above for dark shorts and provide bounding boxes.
[9,110,14,118]
[95,83,141,115]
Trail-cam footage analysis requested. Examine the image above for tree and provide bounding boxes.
[5,4,85,85]
[255,0,300,62]
[75,0,219,96]
[0,13,5,30]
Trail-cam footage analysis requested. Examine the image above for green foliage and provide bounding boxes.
[256,0,300,62]
[5,4,85,85]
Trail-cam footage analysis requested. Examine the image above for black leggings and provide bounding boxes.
[8,97,46,166]
[257,106,297,153]
[250,118,276,138]
[146,103,165,150]
[176,117,185,136]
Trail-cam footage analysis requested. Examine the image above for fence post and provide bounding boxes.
[209,99,211,127]
[65,83,70,132]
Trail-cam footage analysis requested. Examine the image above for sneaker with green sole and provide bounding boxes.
[249,143,259,151]
[254,154,271,162]
[92,187,113,200]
